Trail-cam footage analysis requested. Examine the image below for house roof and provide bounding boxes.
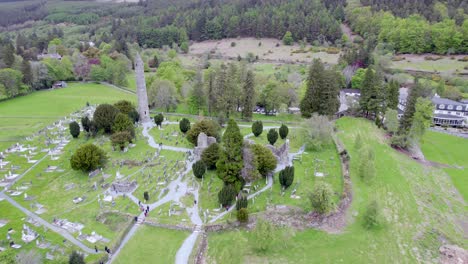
[341,89,360,94]
[433,113,465,120]
[432,97,466,106]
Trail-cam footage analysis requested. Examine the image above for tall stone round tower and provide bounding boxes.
[135,53,150,123]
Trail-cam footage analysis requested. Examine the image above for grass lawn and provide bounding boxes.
[114,225,189,264]
[0,82,135,151]
[390,58,467,73]
[148,124,193,149]
[207,117,466,263]
[420,130,468,201]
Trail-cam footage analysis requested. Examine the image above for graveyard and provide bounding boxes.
[0,84,348,263]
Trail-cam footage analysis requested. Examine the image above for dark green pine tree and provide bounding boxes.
[367,69,383,118]
[321,69,341,116]
[359,66,375,116]
[300,59,326,118]
[190,70,205,114]
[242,70,255,121]
[223,63,239,118]
[216,119,244,189]
[20,59,33,86]
[398,82,423,135]
[2,42,15,68]
[214,64,228,116]
[386,80,400,110]
[205,69,216,116]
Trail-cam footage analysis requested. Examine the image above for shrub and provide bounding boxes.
[391,55,405,61]
[267,129,278,145]
[114,100,135,115]
[302,113,333,150]
[279,166,294,189]
[231,42,236,47]
[201,143,220,169]
[110,131,132,151]
[359,148,376,184]
[70,144,107,172]
[187,119,220,145]
[279,124,289,139]
[179,118,191,134]
[251,219,276,253]
[282,31,294,45]
[128,109,139,123]
[251,144,277,177]
[309,181,334,214]
[192,160,206,178]
[154,113,164,127]
[81,116,90,132]
[112,113,135,138]
[218,184,237,207]
[93,104,119,134]
[363,200,380,229]
[326,47,340,54]
[236,194,248,210]
[144,191,149,201]
[354,133,363,150]
[69,121,80,138]
[458,56,468,62]
[237,208,248,223]
[252,121,263,137]
[69,251,85,264]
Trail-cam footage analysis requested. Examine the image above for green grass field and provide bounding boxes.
[420,130,468,200]
[114,225,189,264]
[206,117,466,263]
[390,58,467,73]
[0,83,135,151]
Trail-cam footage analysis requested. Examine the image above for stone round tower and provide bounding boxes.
[135,53,150,123]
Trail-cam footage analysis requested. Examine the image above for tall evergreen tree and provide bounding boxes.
[214,64,228,115]
[359,66,375,116]
[190,70,205,114]
[205,69,216,116]
[223,63,239,118]
[300,59,326,118]
[20,59,32,86]
[2,42,15,68]
[398,82,423,135]
[387,80,400,110]
[322,69,341,116]
[216,119,244,189]
[242,70,255,121]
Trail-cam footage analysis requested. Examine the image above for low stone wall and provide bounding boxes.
[143,221,193,232]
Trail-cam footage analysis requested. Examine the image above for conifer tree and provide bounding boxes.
[398,82,423,135]
[20,59,32,86]
[2,42,15,68]
[300,59,326,118]
[190,70,206,114]
[242,70,255,121]
[205,69,216,116]
[359,66,375,116]
[386,80,400,110]
[217,119,244,188]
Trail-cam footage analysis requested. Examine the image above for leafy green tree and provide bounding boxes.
[302,113,333,150]
[259,82,282,115]
[192,160,206,178]
[187,119,220,145]
[409,98,433,145]
[148,79,178,111]
[179,118,191,134]
[189,71,205,114]
[241,70,255,121]
[0,249,16,264]
[279,124,289,139]
[251,219,277,253]
[309,181,335,214]
[218,184,237,207]
[279,166,294,189]
[113,113,135,138]
[69,121,80,138]
[252,121,263,137]
[351,68,367,89]
[70,144,107,172]
[0,68,26,98]
[267,129,278,145]
[201,143,220,169]
[111,131,132,151]
[251,144,277,177]
[93,104,119,134]
[217,119,244,186]
[384,109,399,134]
[69,251,85,264]
[237,208,248,223]
[154,113,164,127]
[282,31,294,45]
[363,200,380,229]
